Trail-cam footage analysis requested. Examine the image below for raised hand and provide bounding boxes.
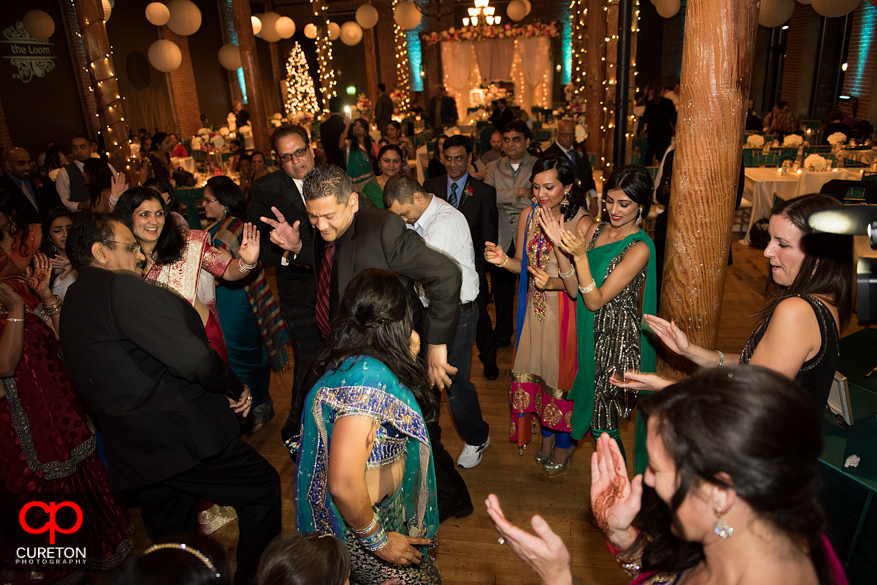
[643,314,691,357]
[110,172,129,201]
[26,253,53,299]
[484,241,504,266]
[590,434,642,549]
[374,532,432,566]
[50,256,73,280]
[538,212,566,247]
[528,266,551,291]
[260,206,302,253]
[558,230,587,258]
[485,494,573,585]
[238,223,261,265]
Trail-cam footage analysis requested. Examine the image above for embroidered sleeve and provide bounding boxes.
[606,530,651,579]
[201,241,234,277]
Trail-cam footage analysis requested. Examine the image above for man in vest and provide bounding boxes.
[56,135,115,214]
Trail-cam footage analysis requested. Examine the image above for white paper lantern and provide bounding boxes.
[328,22,341,40]
[394,1,422,29]
[251,15,262,35]
[811,0,861,17]
[304,23,317,39]
[759,0,795,28]
[507,0,528,22]
[148,39,182,72]
[276,16,296,39]
[258,12,281,42]
[102,0,112,21]
[218,43,241,70]
[166,0,201,36]
[656,0,682,18]
[341,21,363,45]
[145,2,170,26]
[522,0,532,15]
[23,10,55,40]
[356,4,379,29]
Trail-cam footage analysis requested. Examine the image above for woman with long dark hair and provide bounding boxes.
[615,193,851,413]
[291,269,441,584]
[486,366,848,585]
[427,134,448,180]
[139,131,173,183]
[202,176,289,432]
[143,176,188,230]
[484,154,593,472]
[339,117,379,191]
[556,165,657,475]
[37,206,76,298]
[83,158,114,213]
[360,143,404,209]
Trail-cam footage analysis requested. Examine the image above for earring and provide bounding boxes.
[222,208,228,217]
[532,195,539,204]
[635,208,642,228]
[560,191,570,212]
[713,507,733,539]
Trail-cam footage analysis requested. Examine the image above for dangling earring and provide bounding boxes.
[222,208,228,217]
[560,190,570,213]
[532,195,539,204]
[713,507,733,539]
[635,208,642,228]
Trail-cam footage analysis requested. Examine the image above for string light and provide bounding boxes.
[392,0,411,112]
[310,0,337,115]
[285,42,319,117]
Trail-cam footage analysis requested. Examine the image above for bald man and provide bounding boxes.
[542,119,599,216]
[0,147,61,224]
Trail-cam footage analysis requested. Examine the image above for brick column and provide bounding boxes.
[780,3,820,117]
[159,27,202,136]
[842,2,877,119]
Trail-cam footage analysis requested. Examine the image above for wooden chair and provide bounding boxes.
[734,197,753,233]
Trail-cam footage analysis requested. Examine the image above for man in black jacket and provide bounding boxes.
[1,147,61,224]
[320,97,347,169]
[61,214,280,585]
[423,134,499,380]
[542,120,599,217]
[247,124,321,436]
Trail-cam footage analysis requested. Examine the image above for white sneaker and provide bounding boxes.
[457,437,490,468]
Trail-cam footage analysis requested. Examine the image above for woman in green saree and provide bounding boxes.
[554,165,657,475]
[290,268,442,584]
[340,117,379,192]
[361,144,404,209]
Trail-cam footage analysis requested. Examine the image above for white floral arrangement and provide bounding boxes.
[196,127,211,136]
[48,168,62,183]
[803,154,828,172]
[782,134,803,147]
[129,143,141,156]
[272,113,282,120]
[446,126,462,136]
[827,132,848,146]
[746,134,765,148]
[190,136,202,151]
[219,127,230,137]
[239,125,252,136]
[210,135,225,149]
[575,123,589,143]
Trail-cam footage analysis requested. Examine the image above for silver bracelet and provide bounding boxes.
[238,258,257,273]
[716,350,724,366]
[5,318,24,323]
[558,267,575,279]
[579,279,597,294]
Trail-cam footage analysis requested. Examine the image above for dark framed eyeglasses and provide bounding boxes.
[102,240,141,255]
[278,147,309,163]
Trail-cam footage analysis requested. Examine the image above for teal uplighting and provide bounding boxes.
[407,30,423,92]
[222,0,247,103]
[562,6,571,85]
[237,69,248,104]
[346,85,357,95]
[846,2,875,98]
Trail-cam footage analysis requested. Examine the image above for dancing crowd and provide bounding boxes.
[0,116,852,585]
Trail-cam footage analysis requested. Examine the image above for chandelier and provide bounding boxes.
[462,0,501,27]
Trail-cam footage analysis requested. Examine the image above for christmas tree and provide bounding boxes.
[285,42,319,117]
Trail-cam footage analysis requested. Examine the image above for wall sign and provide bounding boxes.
[2,22,56,83]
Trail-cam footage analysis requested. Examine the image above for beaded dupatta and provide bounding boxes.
[525,206,553,323]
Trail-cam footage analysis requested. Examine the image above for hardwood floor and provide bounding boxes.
[86,240,862,584]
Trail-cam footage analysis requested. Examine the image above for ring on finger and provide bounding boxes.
[498,537,506,545]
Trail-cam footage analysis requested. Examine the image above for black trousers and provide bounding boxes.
[135,437,281,584]
[475,267,497,367]
[276,275,322,437]
[427,420,472,510]
[491,242,517,343]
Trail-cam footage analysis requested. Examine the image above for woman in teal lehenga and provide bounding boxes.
[340,118,379,193]
[290,269,441,585]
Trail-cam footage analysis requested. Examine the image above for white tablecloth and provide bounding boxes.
[842,148,877,166]
[171,156,195,174]
[743,168,862,243]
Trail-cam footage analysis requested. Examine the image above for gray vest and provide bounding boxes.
[65,162,89,203]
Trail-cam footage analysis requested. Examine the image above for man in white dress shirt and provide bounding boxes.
[384,174,490,469]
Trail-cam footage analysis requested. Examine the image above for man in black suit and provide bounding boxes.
[246,124,321,437]
[261,165,476,521]
[320,97,347,169]
[542,119,600,216]
[423,134,499,381]
[374,83,394,136]
[60,214,280,585]
[489,99,514,132]
[428,85,458,132]
[1,147,61,224]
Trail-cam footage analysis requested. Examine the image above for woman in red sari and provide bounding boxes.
[0,217,134,584]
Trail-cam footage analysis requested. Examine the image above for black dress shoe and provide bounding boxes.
[439,499,475,523]
[483,363,499,380]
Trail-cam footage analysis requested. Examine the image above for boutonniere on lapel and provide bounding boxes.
[33,178,43,188]
[460,181,475,205]
[574,145,585,159]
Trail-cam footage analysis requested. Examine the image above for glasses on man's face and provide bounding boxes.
[279,147,309,163]
[103,240,141,255]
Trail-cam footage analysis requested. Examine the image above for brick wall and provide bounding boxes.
[159,27,202,137]
[842,2,877,119]
[660,0,686,84]
[780,3,818,117]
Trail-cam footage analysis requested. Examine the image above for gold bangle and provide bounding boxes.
[578,279,597,294]
[499,255,510,268]
[5,318,24,323]
[716,350,724,366]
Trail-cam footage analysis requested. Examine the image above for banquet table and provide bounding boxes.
[742,168,862,243]
[842,147,877,166]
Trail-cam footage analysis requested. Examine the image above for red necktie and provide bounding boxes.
[316,242,335,339]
